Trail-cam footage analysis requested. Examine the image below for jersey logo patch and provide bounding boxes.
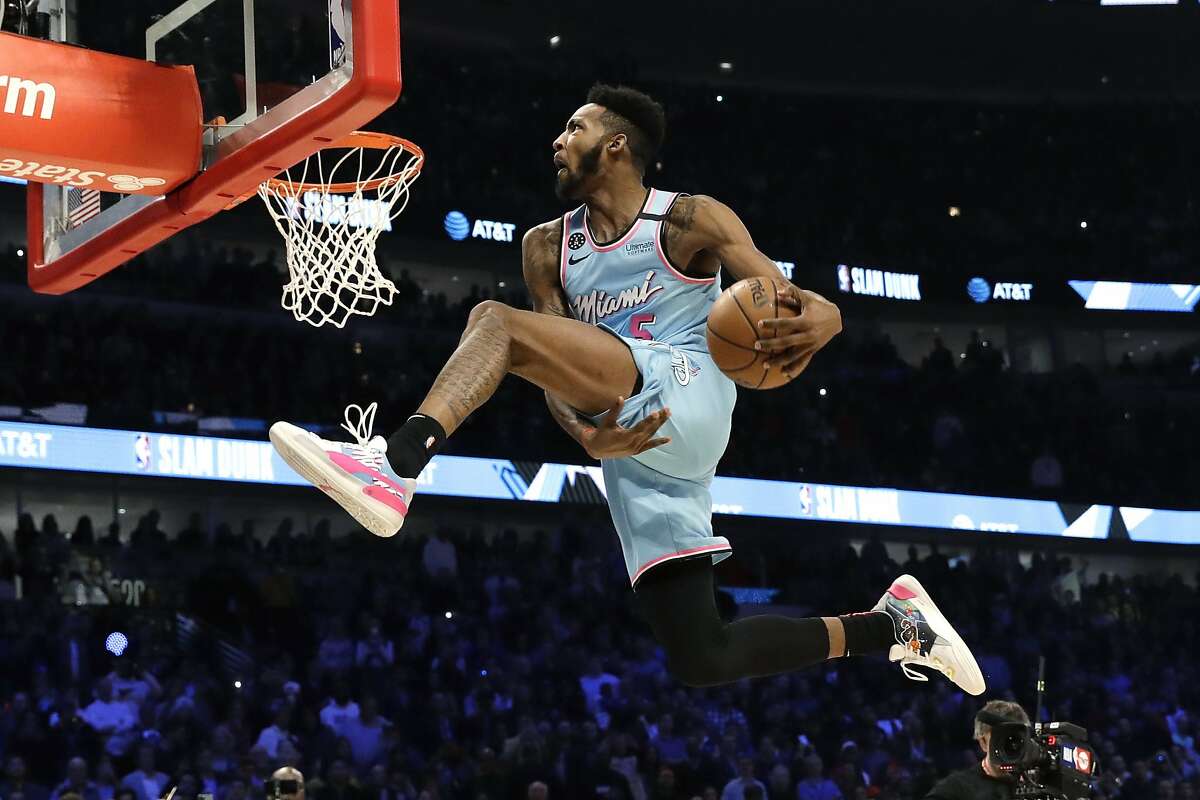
[624,240,655,256]
[568,252,592,265]
[671,350,701,386]
[567,232,586,251]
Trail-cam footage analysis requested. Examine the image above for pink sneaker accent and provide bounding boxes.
[888,582,918,601]
[327,451,410,493]
[364,485,409,515]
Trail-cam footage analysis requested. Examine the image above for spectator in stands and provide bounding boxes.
[421,529,458,580]
[119,745,169,800]
[78,679,139,758]
[254,704,297,760]
[765,764,792,799]
[354,624,394,670]
[320,683,360,731]
[721,758,767,800]
[1,756,50,800]
[313,760,363,800]
[105,659,162,710]
[51,758,101,800]
[650,714,687,765]
[336,696,391,771]
[317,620,356,676]
[579,658,620,717]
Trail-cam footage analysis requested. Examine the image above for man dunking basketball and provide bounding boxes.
[269,84,986,694]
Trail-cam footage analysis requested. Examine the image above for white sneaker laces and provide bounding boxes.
[341,402,381,449]
[898,658,930,683]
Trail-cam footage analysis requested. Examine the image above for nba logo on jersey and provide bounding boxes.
[798,483,813,515]
[671,350,701,386]
[134,434,152,470]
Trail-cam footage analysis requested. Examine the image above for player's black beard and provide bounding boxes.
[555,141,603,203]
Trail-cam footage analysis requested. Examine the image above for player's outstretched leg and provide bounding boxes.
[270,301,641,536]
[637,558,984,695]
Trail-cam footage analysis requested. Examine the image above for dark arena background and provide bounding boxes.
[1,1,1199,800]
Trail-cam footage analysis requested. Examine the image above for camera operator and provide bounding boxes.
[925,701,1031,800]
[265,768,304,800]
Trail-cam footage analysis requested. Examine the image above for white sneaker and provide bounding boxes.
[873,574,987,696]
[269,403,415,538]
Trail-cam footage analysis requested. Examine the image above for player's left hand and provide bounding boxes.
[754,285,843,378]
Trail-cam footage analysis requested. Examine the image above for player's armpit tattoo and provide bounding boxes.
[664,196,697,254]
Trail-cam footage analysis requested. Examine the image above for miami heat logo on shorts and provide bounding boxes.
[671,351,701,386]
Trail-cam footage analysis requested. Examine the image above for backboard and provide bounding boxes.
[24,0,401,293]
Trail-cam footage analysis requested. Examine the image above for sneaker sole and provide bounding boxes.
[270,421,405,538]
[892,574,986,696]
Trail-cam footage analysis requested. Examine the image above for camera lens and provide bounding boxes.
[1002,732,1025,759]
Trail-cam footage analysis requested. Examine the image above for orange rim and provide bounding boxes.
[263,131,425,195]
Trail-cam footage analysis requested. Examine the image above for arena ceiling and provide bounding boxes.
[406,0,1200,102]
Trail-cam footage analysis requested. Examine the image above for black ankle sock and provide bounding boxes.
[839,611,895,657]
[386,414,446,477]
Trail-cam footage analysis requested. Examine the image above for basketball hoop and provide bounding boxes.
[257,131,424,328]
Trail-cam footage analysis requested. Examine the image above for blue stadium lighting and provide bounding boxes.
[105,632,129,656]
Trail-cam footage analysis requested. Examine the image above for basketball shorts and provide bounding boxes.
[587,336,738,587]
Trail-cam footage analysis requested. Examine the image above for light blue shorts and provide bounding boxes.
[588,337,738,587]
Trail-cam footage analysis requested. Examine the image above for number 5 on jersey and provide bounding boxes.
[631,313,656,341]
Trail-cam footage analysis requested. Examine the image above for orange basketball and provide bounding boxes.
[706,275,802,389]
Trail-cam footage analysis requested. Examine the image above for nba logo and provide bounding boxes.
[837,264,852,293]
[134,434,151,471]
[798,484,813,515]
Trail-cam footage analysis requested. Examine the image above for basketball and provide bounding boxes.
[706,275,803,389]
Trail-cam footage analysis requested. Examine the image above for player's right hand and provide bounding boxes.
[580,396,672,460]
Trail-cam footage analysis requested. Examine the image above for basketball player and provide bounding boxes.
[270,85,986,694]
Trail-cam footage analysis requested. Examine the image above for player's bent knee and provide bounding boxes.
[466,299,511,331]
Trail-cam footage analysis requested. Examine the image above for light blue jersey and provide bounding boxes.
[559,188,720,352]
[556,188,738,586]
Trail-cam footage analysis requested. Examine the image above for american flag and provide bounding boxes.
[66,188,101,228]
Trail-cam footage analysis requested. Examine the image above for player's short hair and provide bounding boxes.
[974,700,1031,739]
[586,83,666,174]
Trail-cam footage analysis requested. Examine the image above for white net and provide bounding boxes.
[257,136,423,328]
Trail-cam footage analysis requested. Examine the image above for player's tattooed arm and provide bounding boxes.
[669,195,783,282]
[686,195,843,377]
[522,221,568,316]
[663,194,699,262]
[521,222,596,450]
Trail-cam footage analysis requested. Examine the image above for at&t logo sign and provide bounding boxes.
[444,210,517,243]
[967,277,1033,303]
